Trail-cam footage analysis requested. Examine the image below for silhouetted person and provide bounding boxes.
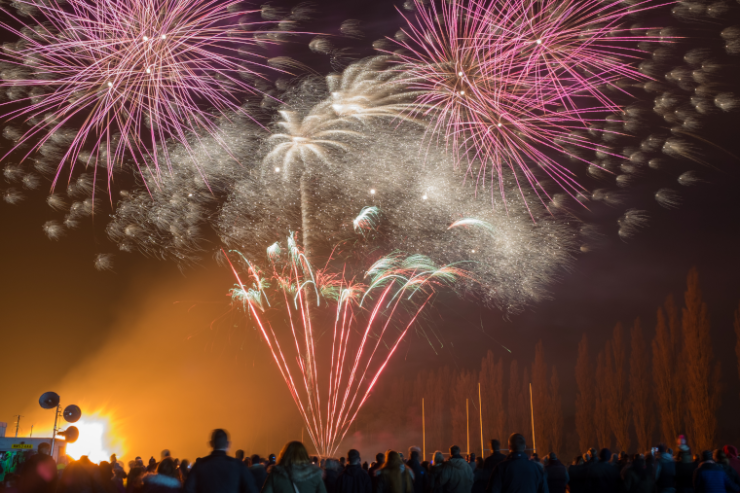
[250,456,267,490]
[544,453,568,493]
[724,446,740,479]
[337,450,371,493]
[262,441,327,493]
[184,429,258,493]
[713,449,740,489]
[486,434,547,493]
[655,444,677,493]
[18,442,56,493]
[622,456,653,493]
[439,446,474,493]
[235,451,245,462]
[675,448,697,493]
[427,452,446,493]
[179,460,191,485]
[325,459,342,493]
[143,457,182,493]
[483,441,505,481]
[586,448,619,493]
[567,456,589,493]
[407,448,425,493]
[693,450,739,493]
[374,451,414,493]
[472,458,487,493]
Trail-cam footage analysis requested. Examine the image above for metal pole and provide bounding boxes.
[466,399,470,455]
[478,383,484,457]
[30,425,33,437]
[529,383,536,454]
[422,398,426,461]
[13,415,21,437]
[50,405,60,456]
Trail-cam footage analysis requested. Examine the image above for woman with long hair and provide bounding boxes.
[263,441,327,493]
[374,451,413,493]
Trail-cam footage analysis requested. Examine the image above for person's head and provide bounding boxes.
[277,441,310,469]
[376,452,385,464]
[449,445,461,457]
[110,454,117,464]
[618,451,628,462]
[157,457,179,479]
[180,459,190,471]
[235,450,245,461]
[713,449,728,465]
[325,459,341,472]
[38,442,51,456]
[269,454,276,464]
[381,450,403,470]
[348,449,361,466]
[210,429,229,451]
[508,434,526,453]
[161,449,171,460]
[724,445,738,459]
[475,457,483,468]
[701,450,713,463]
[490,440,500,453]
[408,447,421,462]
[433,451,444,465]
[251,454,261,465]
[547,453,557,463]
[599,448,611,462]
[99,461,114,480]
[656,443,667,457]
[572,456,583,466]
[149,457,157,465]
[588,448,597,461]
[340,457,346,466]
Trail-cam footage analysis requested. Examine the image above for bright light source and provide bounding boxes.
[536,39,542,44]
[161,35,166,39]
[422,194,428,200]
[107,82,113,88]
[274,167,280,172]
[146,68,151,74]
[370,189,376,195]
[143,35,149,41]
[458,71,463,76]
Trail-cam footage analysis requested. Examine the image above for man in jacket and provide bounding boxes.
[486,434,548,493]
[483,440,506,480]
[407,448,426,493]
[184,429,258,493]
[655,444,677,493]
[544,453,568,493]
[440,446,475,493]
[586,448,619,493]
[694,450,740,493]
[337,450,371,493]
[18,442,57,493]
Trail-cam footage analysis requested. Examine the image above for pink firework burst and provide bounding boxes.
[393,0,667,205]
[0,0,283,192]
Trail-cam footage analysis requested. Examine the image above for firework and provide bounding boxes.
[0,0,287,191]
[388,0,665,202]
[227,228,467,456]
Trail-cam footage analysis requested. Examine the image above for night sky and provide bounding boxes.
[1,0,740,461]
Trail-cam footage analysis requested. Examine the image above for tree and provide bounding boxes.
[594,349,612,449]
[652,295,683,445]
[549,366,564,455]
[532,341,551,454]
[480,351,506,446]
[605,324,631,452]
[575,334,596,451]
[630,318,655,450]
[681,268,720,452]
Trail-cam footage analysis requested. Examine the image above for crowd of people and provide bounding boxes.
[3,429,740,493]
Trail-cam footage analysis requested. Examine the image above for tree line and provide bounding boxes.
[359,267,738,459]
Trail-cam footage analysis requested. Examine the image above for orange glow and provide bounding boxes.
[64,411,125,463]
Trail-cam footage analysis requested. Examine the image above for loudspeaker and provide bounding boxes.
[59,426,79,444]
[63,405,81,423]
[39,392,60,410]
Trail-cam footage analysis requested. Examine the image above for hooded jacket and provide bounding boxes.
[263,464,328,493]
[142,474,182,493]
[439,456,474,493]
[336,464,372,493]
[693,461,739,493]
[724,447,740,479]
[486,452,548,493]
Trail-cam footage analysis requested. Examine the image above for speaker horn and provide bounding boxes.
[39,392,60,410]
[63,405,81,423]
[59,426,79,444]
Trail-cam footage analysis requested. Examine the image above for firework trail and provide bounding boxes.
[388,0,666,203]
[226,226,468,456]
[0,0,291,191]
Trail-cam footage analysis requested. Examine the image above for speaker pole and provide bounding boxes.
[50,404,60,456]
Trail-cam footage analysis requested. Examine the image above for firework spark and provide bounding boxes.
[389,0,665,203]
[0,0,287,191]
[226,230,467,456]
